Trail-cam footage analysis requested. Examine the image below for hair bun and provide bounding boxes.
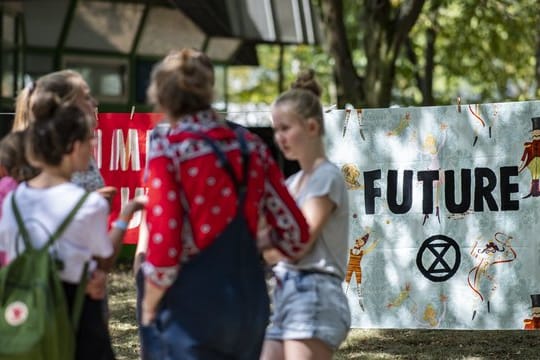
[31,91,62,121]
[291,69,322,98]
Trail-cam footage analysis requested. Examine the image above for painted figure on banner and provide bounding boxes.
[387,282,411,309]
[446,208,474,220]
[341,163,363,190]
[412,294,448,328]
[386,112,411,137]
[387,283,448,328]
[523,294,540,329]
[418,123,448,225]
[345,229,379,311]
[519,117,540,198]
[409,293,447,328]
[468,232,517,320]
[467,104,489,147]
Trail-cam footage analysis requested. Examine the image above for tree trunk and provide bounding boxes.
[363,0,426,108]
[319,0,364,107]
[536,20,540,97]
[318,0,425,108]
[406,23,437,105]
[423,26,436,105]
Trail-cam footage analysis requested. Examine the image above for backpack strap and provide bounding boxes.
[174,127,251,259]
[72,261,89,329]
[11,190,91,330]
[11,190,32,251]
[47,192,91,247]
[11,190,90,250]
[193,129,250,202]
[235,129,250,199]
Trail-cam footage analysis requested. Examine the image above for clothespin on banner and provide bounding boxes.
[343,108,351,137]
[325,104,336,113]
[130,105,135,121]
[356,109,365,141]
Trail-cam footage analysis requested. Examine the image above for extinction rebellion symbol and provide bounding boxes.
[416,235,461,282]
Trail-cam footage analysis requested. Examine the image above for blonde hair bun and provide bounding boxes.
[291,69,322,98]
[147,48,215,118]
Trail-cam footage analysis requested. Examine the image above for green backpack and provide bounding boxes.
[0,191,90,360]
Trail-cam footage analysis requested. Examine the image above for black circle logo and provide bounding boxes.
[416,234,461,282]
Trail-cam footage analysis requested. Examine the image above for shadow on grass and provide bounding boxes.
[335,329,539,360]
[108,267,539,360]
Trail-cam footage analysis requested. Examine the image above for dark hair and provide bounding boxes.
[13,70,87,131]
[0,130,40,182]
[27,91,92,166]
[273,69,325,134]
[147,48,215,118]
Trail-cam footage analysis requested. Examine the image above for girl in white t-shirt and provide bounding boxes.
[0,85,145,359]
[261,70,351,360]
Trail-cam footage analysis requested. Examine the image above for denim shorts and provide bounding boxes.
[265,270,351,350]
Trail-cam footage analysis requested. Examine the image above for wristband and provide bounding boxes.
[112,219,129,231]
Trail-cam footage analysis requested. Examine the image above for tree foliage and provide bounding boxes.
[428,0,540,104]
[225,0,540,109]
[332,0,540,107]
[225,44,335,106]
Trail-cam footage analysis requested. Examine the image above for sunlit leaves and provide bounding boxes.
[225,44,334,106]
[225,0,539,108]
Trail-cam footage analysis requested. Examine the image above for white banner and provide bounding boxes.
[325,100,540,329]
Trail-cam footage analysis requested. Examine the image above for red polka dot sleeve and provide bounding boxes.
[140,113,310,288]
[143,155,183,287]
[258,146,310,257]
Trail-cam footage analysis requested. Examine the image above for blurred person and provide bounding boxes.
[13,69,117,318]
[13,70,116,200]
[138,48,310,360]
[0,90,145,359]
[0,130,39,267]
[260,69,351,360]
[0,130,40,217]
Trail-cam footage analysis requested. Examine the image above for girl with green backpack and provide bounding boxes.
[0,73,145,360]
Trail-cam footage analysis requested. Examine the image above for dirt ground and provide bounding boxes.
[108,267,539,360]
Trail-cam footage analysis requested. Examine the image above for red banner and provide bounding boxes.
[96,113,163,244]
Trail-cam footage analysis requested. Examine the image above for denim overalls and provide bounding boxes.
[139,129,269,360]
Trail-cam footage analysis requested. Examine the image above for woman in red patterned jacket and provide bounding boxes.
[138,48,310,360]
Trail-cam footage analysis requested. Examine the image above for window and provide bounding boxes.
[63,56,128,103]
[25,53,54,80]
[134,58,156,104]
[1,12,22,100]
[1,50,15,98]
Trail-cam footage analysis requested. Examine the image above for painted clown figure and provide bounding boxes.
[519,117,540,198]
[345,232,379,311]
[524,294,540,330]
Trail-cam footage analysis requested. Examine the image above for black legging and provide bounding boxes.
[63,282,115,360]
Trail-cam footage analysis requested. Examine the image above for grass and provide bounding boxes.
[108,265,140,359]
[108,266,539,360]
